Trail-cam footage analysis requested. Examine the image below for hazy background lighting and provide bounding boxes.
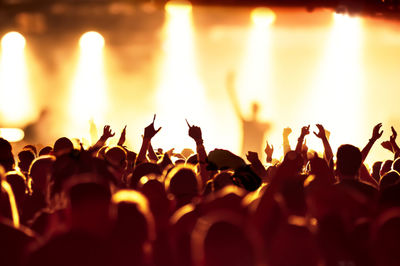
[0,32,31,125]
[69,31,107,140]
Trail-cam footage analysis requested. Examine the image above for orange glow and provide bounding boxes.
[0,32,31,125]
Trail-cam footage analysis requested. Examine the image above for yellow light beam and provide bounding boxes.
[237,7,276,118]
[0,32,31,125]
[156,0,209,151]
[69,31,107,138]
[306,13,364,152]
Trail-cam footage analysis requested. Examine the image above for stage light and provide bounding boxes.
[0,128,24,142]
[1,32,26,50]
[306,13,363,152]
[79,31,105,50]
[156,0,208,150]
[236,7,275,122]
[165,0,192,15]
[69,31,107,136]
[251,7,276,27]
[0,32,31,125]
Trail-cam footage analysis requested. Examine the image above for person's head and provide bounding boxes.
[38,146,52,156]
[164,165,201,208]
[68,181,112,236]
[18,149,35,174]
[129,162,162,189]
[372,161,383,183]
[392,158,400,173]
[23,145,37,156]
[379,170,400,191]
[111,189,155,265]
[53,137,74,157]
[213,171,234,191]
[0,138,14,171]
[104,146,127,170]
[191,212,261,266]
[336,144,362,180]
[29,155,55,194]
[5,171,26,205]
[251,102,260,120]
[381,160,394,177]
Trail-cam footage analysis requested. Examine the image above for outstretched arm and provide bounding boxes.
[264,141,274,164]
[247,151,268,180]
[361,123,383,162]
[226,71,244,121]
[314,124,334,163]
[282,127,292,156]
[89,125,115,153]
[389,126,400,159]
[296,125,310,154]
[136,115,161,164]
[187,119,209,185]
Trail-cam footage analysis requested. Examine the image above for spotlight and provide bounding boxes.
[165,0,192,15]
[1,31,25,50]
[251,7,276,26]
[79,31,104,50]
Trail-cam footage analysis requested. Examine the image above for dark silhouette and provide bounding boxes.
[226,72,271,157]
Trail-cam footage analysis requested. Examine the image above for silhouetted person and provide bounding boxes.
[226,72,271,157]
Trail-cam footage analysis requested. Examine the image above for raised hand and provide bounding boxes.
[314,124,327,140]
[118,125,127,146]
[246,151,259,164]
[301,125,310,138]
[371,123,383,141]
[144,114,162,139]
[381,140,393,152]
[264,141,274,163]
[186,119,203,144]
[283,127,292,137]
[390,126,397,142]
[101,125,115,140]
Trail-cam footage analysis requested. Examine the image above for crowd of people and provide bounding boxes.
[1,115,400,266]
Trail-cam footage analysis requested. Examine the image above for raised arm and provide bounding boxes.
[389,126,400,159]
[226,71,244,121]
[361,123,383,162]
[89,125,115,153]
[313,124,334,163]
[136,115,161,164]
[296,125,310,154]
[282,127,292,156]
[247,151,268,180]
[187,119,209,185]
[264,141,274,164]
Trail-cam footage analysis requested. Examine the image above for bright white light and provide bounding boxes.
[251,7,276,27]
[0,32,31,125]
[1,32,26,50]
[69,31,107,135]
[0,128,24,142]
[79,31,105,50]
[237,8,275,119]
[165,0,192,15]
[306,13,364,152]
[156,1,209,150]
